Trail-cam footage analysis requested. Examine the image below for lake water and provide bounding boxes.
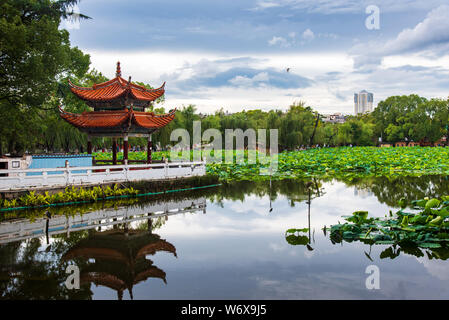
[1,176,449,300]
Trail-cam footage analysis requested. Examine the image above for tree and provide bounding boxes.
[424,98,449,144]
[0,0,91,154]
[321,123,338,146]
[0,0,90,106]
[372,95,428,144]
[278,102,318,150]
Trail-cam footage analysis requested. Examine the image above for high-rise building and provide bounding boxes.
[354,90,373,115]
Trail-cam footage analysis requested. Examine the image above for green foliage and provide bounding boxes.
[330,195,449,249]
[0,0,90,107]
[372,95,449,145]
[285,228,310,246]
[93,146,449,182]
[0,185,139,209]
[0,0,91,155]
[206,146,449,181]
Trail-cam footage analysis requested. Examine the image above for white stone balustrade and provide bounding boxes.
[0,160,206,192]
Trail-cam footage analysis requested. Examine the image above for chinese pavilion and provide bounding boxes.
[60,62,176,164]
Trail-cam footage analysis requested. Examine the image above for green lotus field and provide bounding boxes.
[92,146,449,181]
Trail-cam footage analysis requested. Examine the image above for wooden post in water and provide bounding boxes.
[112,138,117,165]
[87,136,92,155]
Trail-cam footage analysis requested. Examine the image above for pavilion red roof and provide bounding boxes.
[59,107,176,135]
[69,78,165,102]
[68,62,165,110]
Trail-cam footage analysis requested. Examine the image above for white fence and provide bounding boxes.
[0,161,206,192]
[0,197,206,244]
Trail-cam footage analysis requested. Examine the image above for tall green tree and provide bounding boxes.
[0,0,90,106]
[0,0,91,154]
[373,95,427,144]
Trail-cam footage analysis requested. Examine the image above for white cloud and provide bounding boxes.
[352,5,449,70]
[382,5,449,55]
[184,26,215,35]
[318,33,339,40]
[229,72,270,87]
[302,29,315,41]
[416,257,449,281]
[268,29,315,48]
[255,1,281,10]
[268,36,292,48]
[252,0,448,14]
[82,49,449,115]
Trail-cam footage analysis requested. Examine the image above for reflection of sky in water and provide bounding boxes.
[2,179,449,299]
[100,180,449,300]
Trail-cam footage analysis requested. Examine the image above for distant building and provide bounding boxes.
[388,137,446,147]
[322,112,346,123]
[354,90,373,115]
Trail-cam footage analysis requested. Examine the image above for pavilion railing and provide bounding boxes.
[0,161,206,192]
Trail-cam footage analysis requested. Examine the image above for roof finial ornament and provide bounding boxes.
[116,61,121,77]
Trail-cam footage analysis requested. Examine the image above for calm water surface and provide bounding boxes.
[1,176,449,299]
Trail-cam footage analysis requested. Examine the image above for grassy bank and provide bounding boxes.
[0,175,220,211]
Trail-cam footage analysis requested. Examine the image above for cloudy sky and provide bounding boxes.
[64,0,449,114]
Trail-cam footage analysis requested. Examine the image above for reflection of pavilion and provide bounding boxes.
[62,220,176,300]
[0,198,206,299]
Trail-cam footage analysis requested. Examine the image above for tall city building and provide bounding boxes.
[354,90,373,115]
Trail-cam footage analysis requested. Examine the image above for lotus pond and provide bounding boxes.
[94,146,449,180]
[2,174,449,299]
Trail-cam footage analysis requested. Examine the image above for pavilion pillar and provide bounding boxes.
[112,138,117,165]
[147,135,152,164]
[123,136,129,164]
[87,136,92,155]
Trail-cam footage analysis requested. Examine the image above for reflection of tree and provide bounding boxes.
[285,184,315,251]
[377,243,449,261]
[211,175,449,210]
[361,243,449,261]
[330,229,449,262]
[282,175,449,261]
[338,175,449,207]
[210,179,325,208]
[0,237,92,299]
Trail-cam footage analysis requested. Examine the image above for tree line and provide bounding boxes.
[158,96,448,152]
[1,0,448,156]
